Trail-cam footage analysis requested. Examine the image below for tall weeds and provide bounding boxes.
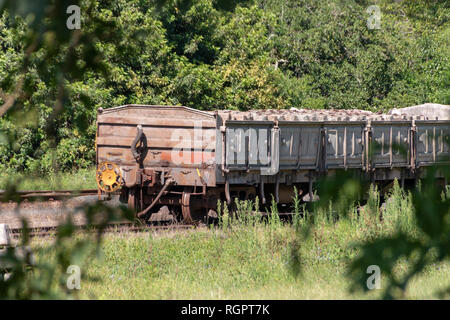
[381,179,416,235]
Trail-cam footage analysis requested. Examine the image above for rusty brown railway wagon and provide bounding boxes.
[95,105,450,223]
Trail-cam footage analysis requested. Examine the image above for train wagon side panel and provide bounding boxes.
[370,121,411,169]
[96,105,218,187]
[278,122,321,170]
[220,119,449,186]
[415,121,450,167]
[224,121,274,171]
[324,122,365,169]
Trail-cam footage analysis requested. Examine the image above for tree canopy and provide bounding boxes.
[0,0,448,173]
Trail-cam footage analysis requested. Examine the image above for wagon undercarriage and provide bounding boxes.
[95,105,450,223]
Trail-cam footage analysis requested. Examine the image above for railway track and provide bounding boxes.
[4,209,295,240]
[0,189,100,201]
[8,222,196,239]
[0,187,300,240]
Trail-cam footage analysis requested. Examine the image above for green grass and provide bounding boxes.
[0,168,97,190]
[68,222,448,299]
[27,180,449,299]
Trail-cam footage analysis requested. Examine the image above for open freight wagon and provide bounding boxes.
[95,105,450,223]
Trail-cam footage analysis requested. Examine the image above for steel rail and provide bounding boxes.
[9,222,195,239]
[6,211,300,239]
[0,189,100,200]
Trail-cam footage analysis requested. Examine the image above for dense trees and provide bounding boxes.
[0,0,448,173]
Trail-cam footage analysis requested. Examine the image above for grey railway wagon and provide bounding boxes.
[222,118,449,180]
[95,105,449,222]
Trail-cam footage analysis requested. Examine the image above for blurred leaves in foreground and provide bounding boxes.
[0,0,136,298]
[0,200,134,299]
[290,160,450,299]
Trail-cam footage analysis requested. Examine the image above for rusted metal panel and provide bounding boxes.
[99,116,216,128]
[97,147,216,167]
[97,136,214,150]
[164,167,216,186]
[96,105,218,187]
[101,104,215,119]
[98,123,216,138]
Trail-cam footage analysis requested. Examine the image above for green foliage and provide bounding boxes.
[0,202,134,299]
[21,191,447,299]
[0,168,97,190]
[1,0,449,172]
[295,163,450,299]
[291,186,304,229]
[382,179,416,235]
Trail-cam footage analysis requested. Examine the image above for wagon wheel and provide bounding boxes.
[181,187,206,224]
[96,162,122,192]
